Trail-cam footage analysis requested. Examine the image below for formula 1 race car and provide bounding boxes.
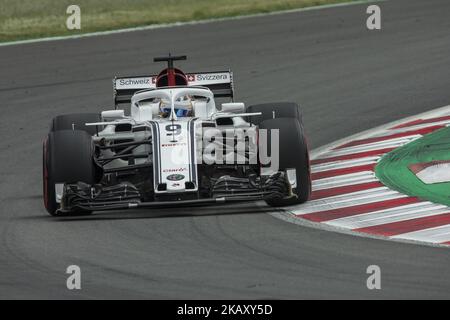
[42,55,311,216]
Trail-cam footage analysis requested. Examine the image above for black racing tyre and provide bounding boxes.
[50,113,101,135]
[246,102,302,126]
[43,130,98,216]
[259,118,311,206]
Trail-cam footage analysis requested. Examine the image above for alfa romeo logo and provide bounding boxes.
[167,174,185,181]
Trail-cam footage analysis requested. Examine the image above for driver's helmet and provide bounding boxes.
[159,95,193,118]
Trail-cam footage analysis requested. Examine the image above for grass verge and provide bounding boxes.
[0,0,360,43]
[376,127,450,207]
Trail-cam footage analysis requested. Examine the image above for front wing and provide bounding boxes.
[57,172,295,214]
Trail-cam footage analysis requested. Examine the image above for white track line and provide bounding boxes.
[275,105,450,247]
[392,224,450,243]
[311,105,450,161]
[386,120,450,135]
[311,157,380,173]
[313,178,377,191]
[315,145,398,159]
[328,203,449,229]
[295,188,406,215]
[335,133,423,146]
[324,136,420,156]
[312,171,377,190]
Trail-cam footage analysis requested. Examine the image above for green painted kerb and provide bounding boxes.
[375,127,450,207]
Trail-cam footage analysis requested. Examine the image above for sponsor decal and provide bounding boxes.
[188,72,231,85]
[163,168,187,173]
[162,142,187,147]
[116,72,231,89]
[195,73,228,82]
[167,174,185,181]
[196,73,228,82]
[115,77,153,89]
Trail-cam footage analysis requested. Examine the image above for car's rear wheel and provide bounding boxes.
[50,113,101,135]
[43,130,98,216]
[258,117,311,206]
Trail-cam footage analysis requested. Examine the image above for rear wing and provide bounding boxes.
[113,71,234,106]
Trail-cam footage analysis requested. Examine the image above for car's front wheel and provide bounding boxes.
[43,130,98,216]
[50,113,101,135]
[258,117,311,206]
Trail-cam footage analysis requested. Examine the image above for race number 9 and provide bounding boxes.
[166,124,182,136]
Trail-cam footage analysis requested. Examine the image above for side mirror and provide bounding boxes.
[101,109,125,121]
[221,102,245,114]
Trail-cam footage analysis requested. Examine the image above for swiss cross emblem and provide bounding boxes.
[187,74,195,82]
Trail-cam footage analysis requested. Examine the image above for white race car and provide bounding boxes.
[42,55,311,216]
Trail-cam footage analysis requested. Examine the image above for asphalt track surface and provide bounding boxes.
[1,0,450,299]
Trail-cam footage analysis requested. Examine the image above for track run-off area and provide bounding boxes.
[1,0,450,298]
[283,105,450,247]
